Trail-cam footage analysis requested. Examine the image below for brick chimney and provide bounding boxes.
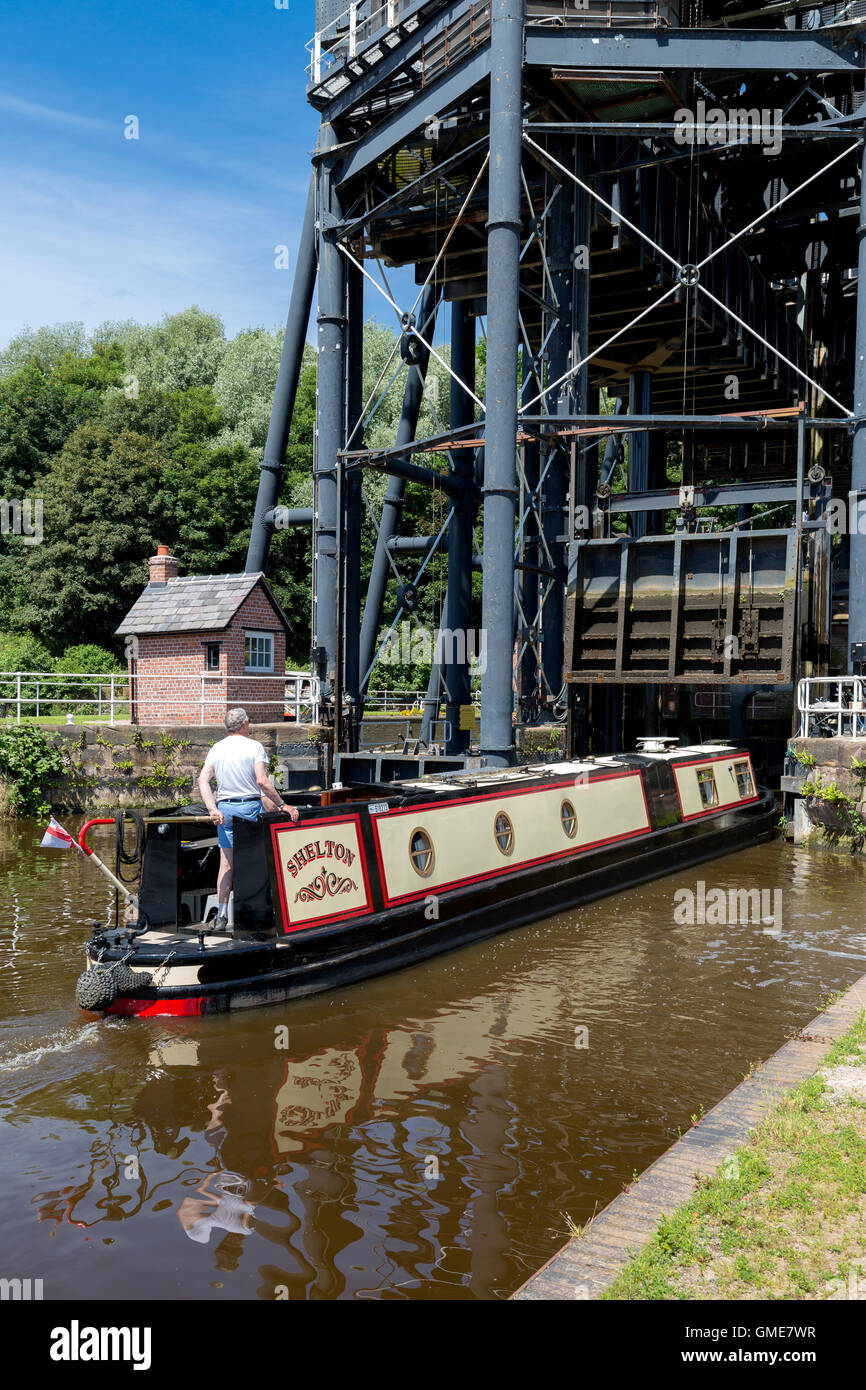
[148,545,179,583]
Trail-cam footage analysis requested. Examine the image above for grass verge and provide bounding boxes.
[602,1011,866,1300]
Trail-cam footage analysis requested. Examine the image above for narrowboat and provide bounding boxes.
[77,742,776,1017]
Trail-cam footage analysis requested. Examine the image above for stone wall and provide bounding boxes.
[40,719,568,811]
[46,722,327,812]
[783,737,866,851]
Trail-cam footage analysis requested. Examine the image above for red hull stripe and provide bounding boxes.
[106,996,204,1017]
[371,769,653,908]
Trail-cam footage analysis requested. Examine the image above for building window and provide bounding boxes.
[245,631,274,673]
[409,827,434,877]
[696,767,719,808]
[734,759,755,799]
[205,643,221,671]
[494,811,514,856]
[561,799,577,839]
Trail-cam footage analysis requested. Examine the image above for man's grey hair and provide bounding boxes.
[225,707,249,733]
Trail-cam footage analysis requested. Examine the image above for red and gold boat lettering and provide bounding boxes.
[295,871,357,903]
[271,814,372,932]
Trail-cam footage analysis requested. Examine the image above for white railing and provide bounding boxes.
[307,0,408,83]
[0,671,321,727]
[306,0,676,82]
[797,677,866,739]
[0,671,128,726]
[285,672,322,723]
[363,689,482,713]
[365,689,428,712]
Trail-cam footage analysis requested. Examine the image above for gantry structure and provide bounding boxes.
[246,0,866,768]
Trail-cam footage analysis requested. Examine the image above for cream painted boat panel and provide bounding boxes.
[673,753,758,820]
[271,814,373,931]
[372,771,650,905]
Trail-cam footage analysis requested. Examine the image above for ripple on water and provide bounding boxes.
[1,831,865,1299]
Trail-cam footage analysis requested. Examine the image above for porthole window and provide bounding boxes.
[733,759,754,799]
[409,827,434,877]
[560,799,577,839]
[494,811,514,856]
[696,767,719,808]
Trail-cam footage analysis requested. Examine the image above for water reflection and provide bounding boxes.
[3,825,866,1299]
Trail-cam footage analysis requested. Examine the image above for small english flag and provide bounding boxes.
[40,817,76,850]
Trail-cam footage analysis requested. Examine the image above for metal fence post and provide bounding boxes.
[110,675,115,726]
[16,672,21,724]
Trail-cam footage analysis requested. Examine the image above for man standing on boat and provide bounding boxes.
[198,707,299,931]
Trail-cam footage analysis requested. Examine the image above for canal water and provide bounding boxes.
[2,817,865,1301]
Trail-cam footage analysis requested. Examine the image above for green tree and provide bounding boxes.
[213,327,283,450]
[0,631,54,671]
[17,422,173,652]
[0,361,91,495]
[53,642,126,710]
[163,441,261,574]
[122,307,226,394]
[97,382,222,453]
[0,321,89,378]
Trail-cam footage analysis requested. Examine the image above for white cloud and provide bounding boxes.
[0,91,113,133]
[0,160,305,343]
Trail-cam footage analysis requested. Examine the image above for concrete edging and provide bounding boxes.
[512,973,866,1300]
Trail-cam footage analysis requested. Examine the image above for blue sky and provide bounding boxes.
[0,1,326,348]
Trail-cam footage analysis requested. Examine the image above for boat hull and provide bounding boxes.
[91,772,776,1017]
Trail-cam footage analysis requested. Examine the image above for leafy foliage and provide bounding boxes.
[0,727,64,818]
[0,304,474,674]
[16,423,173,650]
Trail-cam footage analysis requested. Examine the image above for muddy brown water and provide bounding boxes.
[2,817,865,1300]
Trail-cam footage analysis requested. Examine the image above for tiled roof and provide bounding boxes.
[116,573,292,636]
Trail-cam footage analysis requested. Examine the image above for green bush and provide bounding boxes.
[0,727,63,817]
[51,644,126,712]
[0,632,54,713]
[0,630,54,672]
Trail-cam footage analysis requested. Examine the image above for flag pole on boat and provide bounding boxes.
[41,816,138,908]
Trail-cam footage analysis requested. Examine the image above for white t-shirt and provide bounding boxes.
[184,1194,256,1244]
[205,734,268,800]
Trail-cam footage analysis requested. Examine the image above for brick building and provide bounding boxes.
[116,547,292,726]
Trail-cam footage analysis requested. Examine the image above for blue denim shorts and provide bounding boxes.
[217,798,262,850]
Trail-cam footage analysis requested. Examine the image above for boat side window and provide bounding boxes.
[494,811,514,856]
[696,767,719,808]
[560,799,577,839]
[409,827,434,877]
[734,759,754,798]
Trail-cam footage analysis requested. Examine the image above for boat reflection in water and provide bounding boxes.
[34,974,584,1298]
[24,834,866,1300]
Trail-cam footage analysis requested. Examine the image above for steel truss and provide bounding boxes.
[247,0,866,763]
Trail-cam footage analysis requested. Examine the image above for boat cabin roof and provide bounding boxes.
[395,744,744,792]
